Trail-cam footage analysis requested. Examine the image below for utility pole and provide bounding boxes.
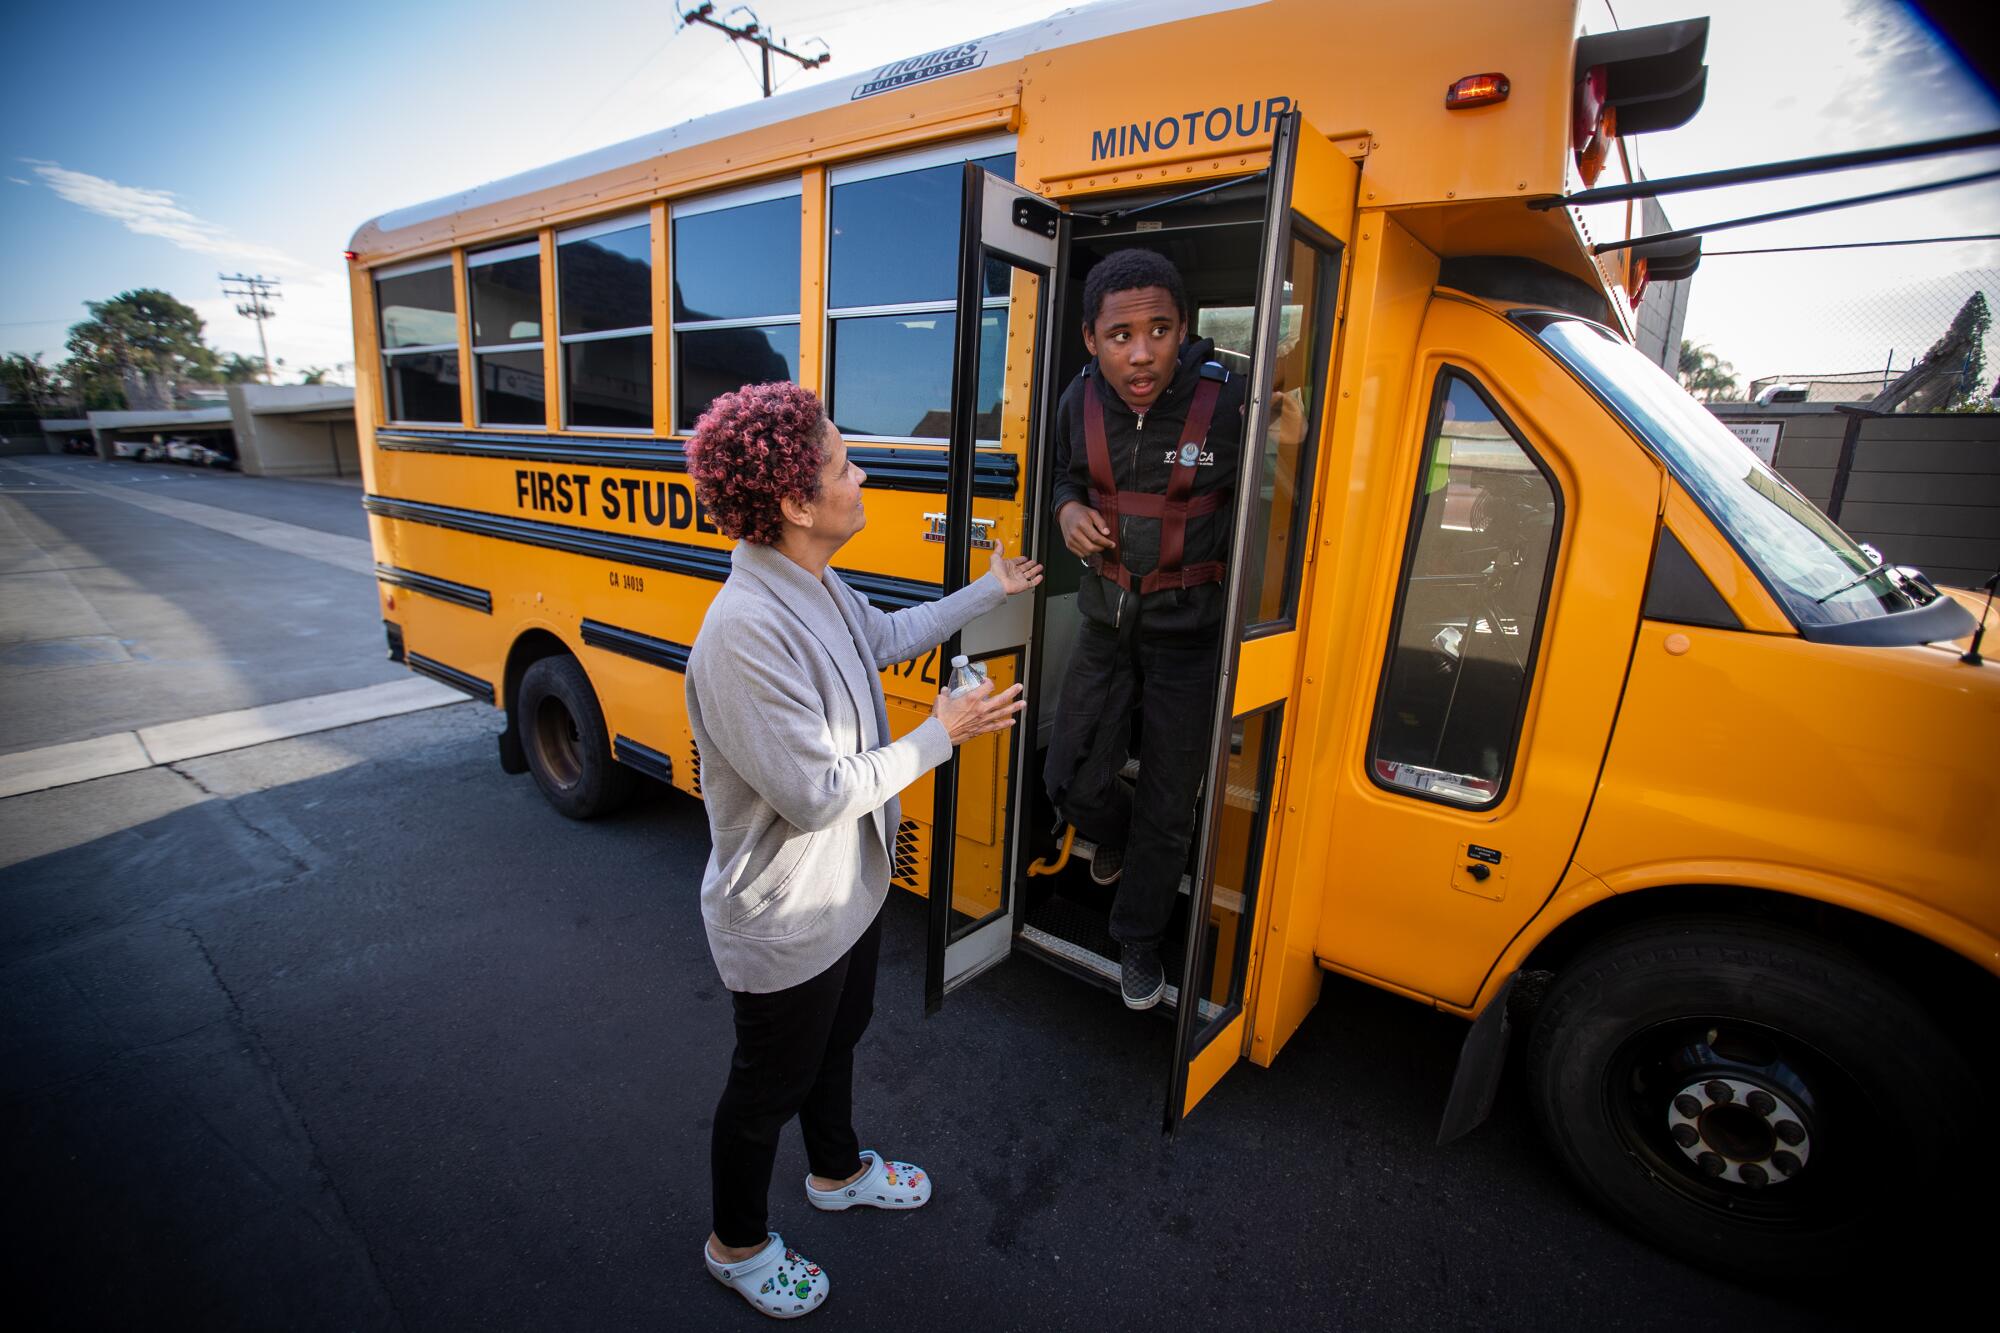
[679,4,829,98]
[219,273,282,382]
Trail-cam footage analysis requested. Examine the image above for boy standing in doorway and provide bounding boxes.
[1043,249,1246,1009]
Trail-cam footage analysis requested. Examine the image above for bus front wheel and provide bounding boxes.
[516,655,635,819]
[1525,915,1973,1284]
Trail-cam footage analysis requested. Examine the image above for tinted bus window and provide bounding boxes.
[376,259,460,424]
[672,184,802,433]
[468,241,545,427]
[826,149,1011,440]
[558,218,652,430]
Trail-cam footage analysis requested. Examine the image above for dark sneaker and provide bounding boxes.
[1120,942,1165,1010]
[1089,840,1125,885]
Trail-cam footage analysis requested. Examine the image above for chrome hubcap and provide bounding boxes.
[1665,1076,1811,1187]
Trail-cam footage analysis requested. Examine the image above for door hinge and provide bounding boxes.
[1013,195,1061,239]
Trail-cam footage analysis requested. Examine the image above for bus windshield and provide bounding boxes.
[1529,316,1927,628]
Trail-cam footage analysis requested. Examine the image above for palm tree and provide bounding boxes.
[1678,339,1740,401]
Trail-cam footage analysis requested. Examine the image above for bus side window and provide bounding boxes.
[672,182,804,434]
[825,147,1013,442]
[557,216,653,432]
[1368,371,1560,808]
[468,240,547,428]
[376,259,460,424]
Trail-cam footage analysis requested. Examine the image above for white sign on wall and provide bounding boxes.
[1725,420,1783,467]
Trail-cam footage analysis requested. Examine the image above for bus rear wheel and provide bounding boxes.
[1525,915,1973,1284]
[517,655,635,819]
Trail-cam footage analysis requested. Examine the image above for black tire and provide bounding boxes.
[516,655,636,819]
[1526,915,1976,1285]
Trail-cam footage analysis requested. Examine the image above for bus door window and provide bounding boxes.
[825,144,1014,442]
[1370,372,1560,807]
[1240,234,1337,632]
[671,180,803,433]
[468,240,547,427]
[556,215,653,432]
[1184,703,1282,1050]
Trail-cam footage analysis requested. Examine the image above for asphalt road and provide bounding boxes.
[0,455,1879,1329]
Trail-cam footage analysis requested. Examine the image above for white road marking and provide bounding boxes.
[0,459,376,576]
[0,676,466,799]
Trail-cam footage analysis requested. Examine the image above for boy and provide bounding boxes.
[1043,249,1245,1009]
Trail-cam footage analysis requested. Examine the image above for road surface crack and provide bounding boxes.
[166,763,313,880]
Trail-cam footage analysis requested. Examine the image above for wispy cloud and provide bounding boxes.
[6,176,29,186]
[20,158,299,271]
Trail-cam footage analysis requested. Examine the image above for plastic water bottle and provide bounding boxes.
[946,654,988,697]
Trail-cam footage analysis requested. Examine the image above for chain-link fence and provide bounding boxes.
[1684,260,1999,411]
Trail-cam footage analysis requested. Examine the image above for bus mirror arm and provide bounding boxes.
[1437,972,1517,1145]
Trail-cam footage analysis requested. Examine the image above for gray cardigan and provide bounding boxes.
[685,541,1008,993]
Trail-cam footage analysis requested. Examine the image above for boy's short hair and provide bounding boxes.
[1082,248,1188,328]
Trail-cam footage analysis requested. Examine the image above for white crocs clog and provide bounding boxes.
[804,1149,933,1211]
[704,1232,828,1319]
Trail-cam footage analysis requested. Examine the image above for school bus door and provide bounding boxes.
[1170,112,1358,1130]
[923,163,1062,1009]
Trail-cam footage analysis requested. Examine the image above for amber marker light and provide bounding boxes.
[1446,73,1511,109]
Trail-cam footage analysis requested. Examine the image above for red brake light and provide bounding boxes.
[1573,66,1607,149]
[1446,73,1511,109]
[343,250,359,262]
[1577,105,1615,187]
[1573,66,1614,187]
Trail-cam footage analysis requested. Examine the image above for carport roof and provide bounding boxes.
[87,408,234,431]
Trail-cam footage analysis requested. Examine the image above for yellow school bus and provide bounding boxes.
[349,0,1997,1278]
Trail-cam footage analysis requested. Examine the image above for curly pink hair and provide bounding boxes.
[685,381,829,546]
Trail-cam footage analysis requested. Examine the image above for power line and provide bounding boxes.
[218,273,281,382]
[678,4,830,98]
[1703,233,2000,255]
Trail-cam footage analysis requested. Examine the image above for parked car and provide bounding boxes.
[111,439,160,461]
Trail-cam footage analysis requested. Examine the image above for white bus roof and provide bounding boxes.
[356,0,1261,244]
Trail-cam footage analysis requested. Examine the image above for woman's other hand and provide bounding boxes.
[933,678,1025,746]
[988,538,1044,596]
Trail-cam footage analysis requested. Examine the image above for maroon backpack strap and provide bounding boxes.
[1082,388,1133,591]
[1153,377,1221,584]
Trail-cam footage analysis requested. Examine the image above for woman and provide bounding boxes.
[683,381,1041,1319]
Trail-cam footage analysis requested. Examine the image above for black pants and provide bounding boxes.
[1044,618,1220,946]
[709,910,880,1247]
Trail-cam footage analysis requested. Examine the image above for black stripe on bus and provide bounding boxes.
[581,619,691,672]
[408,652,495,704]
[613,735,675,785]
[361,493,942,610]
[375,563,493,614]
[375,428,1018,498]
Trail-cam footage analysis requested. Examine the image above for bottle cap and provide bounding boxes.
[951,654,969,669]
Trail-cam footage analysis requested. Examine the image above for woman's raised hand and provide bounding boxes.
[988,538,1044,596]
[933,677,1025,746]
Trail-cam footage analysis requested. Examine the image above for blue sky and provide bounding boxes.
[3,0,1996,389]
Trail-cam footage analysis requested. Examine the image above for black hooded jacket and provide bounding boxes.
[1050,336,1246,636]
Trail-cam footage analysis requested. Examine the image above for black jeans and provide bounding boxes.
[1044,617,1220,946]
[709,910,880,1247]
